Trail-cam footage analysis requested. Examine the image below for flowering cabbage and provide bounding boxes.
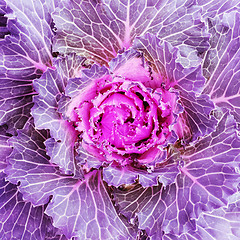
[0,0,240,240]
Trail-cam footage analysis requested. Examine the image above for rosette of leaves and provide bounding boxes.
[1,0,240,240]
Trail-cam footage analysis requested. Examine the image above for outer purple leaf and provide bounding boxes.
[5,123,137,239]
[0,36,37,134]
[203,11,240,125]
[0,0,55,134]
[0,172,66,240]
[0,125,12,172]
[32,54,85,175]
[179,193,240,240]
[197,0,240,19]
[53,0,209,66]
[0,16,9,38]
[133,33,217,142]
[114,183,179,240]
[6,0,54,67]
[114,112,240,238]
[113,183,162,222]
[46,170,137,240]
[176,89,216,143]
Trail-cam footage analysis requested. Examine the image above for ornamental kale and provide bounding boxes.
[0,0,240,240]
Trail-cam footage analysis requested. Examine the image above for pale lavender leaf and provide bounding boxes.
[113,183,162,222]
[194,204,240,240]
[5,123,137,239]
[0,37,37,135]
[45,224,68,240]
[103,152,179,187]
[138,158,180,187]
[103,164,138,187]
[46,170,137,239]
[139,112,240,237]
[163,234,179,240]
[5,121,72,205]
[32,54,85,175]
[176,89,216,142]
[53,0,209,66]
[46,235,68,240]
[178,233,202,240]
[203,11,240,125]
[75,144,101,169]
[133,33,205,93]
[0,0,11,16]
